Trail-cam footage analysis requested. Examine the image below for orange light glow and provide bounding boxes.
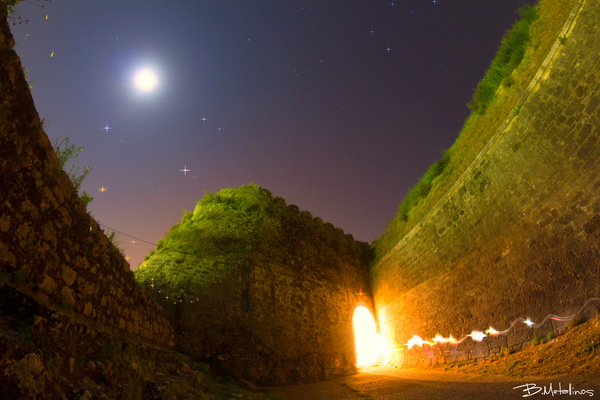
[353,306,382,367]
[485,327,500,335]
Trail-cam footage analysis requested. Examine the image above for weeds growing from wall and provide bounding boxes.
[51,135,94,207]
[102,229,126,258]
[1,0,52,24]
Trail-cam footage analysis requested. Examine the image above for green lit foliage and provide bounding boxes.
[134,184,282,297]
[467,3,539,115]
[396,148,453,222]
[51,135,94,207]
[1,0,20,17]
[22,66,33,89]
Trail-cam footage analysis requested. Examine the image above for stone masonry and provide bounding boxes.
[143,201,373,386]
[372,0,600,368]
[0,16,174,348]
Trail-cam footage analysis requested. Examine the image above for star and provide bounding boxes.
[216,126,222,133]
[369,28,376,36]
[99,186,107,193]
[101,124,112,132]
[386,47,392,53]
[390,2,395,7]
[432,0,438,4]
[131,238,136,245]
[180,164,191,176]
[200,115,208,123]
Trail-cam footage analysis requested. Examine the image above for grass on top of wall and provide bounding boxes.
[370,0,579,268]
[133,184,282,299]
[133,183,363,301]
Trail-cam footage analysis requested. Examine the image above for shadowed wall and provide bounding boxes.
[0,16,174,348]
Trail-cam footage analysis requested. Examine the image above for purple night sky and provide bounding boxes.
[9,0,535,269]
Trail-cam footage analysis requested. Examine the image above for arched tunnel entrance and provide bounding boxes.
[352,305,383,367]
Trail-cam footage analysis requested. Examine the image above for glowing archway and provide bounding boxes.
[352,305,383,367]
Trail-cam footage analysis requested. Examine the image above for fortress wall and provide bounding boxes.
[372,0,600,367]
[144,209,372,386]
[0,16,173,348]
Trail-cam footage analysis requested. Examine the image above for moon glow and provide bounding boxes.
[134,69,158,92]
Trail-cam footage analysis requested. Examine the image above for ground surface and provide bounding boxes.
[270,367,599,400]
[270,316,600,400]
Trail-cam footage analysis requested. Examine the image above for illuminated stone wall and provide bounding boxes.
[0,16,173,348]
[145,205,372,386]
[372,0,600,368]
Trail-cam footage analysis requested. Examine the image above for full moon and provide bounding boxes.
[134,69,158,92]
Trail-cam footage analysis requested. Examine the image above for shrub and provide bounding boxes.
[467,3,539,115]
[501,346,515,356]
[531,334,543,346]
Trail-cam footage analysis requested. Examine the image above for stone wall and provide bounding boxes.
[142,205,372,386]
[0,15,174,348]
[371,0,600,368]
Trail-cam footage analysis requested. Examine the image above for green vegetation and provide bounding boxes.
[577,333,600,355]
[531,334,544,346]
[2,0,52,20]
[22,66,33,89]
[500,346,515,356]
[530,331,556,346]
[0,0,19,17]
[134,184,283,299]
[370,0,578,266]
[467,4,539,115]
[134,183,363,303]
[51,135,94,207]
[395,148,453,222]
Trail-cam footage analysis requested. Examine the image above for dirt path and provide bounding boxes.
[269,366,600,400]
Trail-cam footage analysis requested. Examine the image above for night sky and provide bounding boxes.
[10,0,535,269]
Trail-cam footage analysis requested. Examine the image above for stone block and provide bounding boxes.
[61,266,77,286]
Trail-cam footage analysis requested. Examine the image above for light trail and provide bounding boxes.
[400,297,600,350]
